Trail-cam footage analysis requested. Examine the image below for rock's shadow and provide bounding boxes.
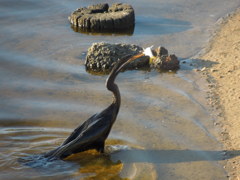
[72,16,191,36]
[180,58,219,71]
[71,25,135,36]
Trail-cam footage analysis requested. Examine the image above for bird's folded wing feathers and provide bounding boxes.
[61,113,98,145]
[62,104,114,146]
[50,116,111,158]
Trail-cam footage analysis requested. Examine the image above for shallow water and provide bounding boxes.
[0,0,239,179]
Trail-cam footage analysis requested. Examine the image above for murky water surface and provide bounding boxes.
[0,0,239,179]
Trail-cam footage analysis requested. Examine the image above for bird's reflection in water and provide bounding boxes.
[65,139,131,180]
[18,139,157,179]
[65,139,157,180]
[66,150,126,180]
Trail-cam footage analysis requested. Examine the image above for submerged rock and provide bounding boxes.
[69,3,135,32]
[85,42,180,73]
[85,42,149,72]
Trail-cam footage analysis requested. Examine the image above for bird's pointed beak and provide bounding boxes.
[128,53,145,62]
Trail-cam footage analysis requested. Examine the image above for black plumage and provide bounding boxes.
[44,53,144,160]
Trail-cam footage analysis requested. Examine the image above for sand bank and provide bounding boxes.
[196,8,240,180]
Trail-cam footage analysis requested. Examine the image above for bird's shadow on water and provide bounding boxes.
[110,149,240,164]
[18,148,240,179]
[19,149,240,167]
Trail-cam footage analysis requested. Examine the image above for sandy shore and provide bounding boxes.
[196,8,240,180]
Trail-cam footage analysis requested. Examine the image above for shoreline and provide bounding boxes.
[195,8,240,180]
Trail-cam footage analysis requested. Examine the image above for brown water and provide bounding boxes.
[1,0,240,179]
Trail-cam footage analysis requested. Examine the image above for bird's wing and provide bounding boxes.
[76,116,111,142]
[61,104,115,146]
[51,115,112,158]
[61,113,98,145]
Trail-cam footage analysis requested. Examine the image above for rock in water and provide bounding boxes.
[69,3,135,33]
[151,47,180,71]
[85,43,180,73]
[85,42,149,72]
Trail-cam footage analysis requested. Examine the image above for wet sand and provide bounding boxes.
[196,8,240,180]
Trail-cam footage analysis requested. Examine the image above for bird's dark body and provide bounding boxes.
[44,53,144,160]
[44,103,118,159]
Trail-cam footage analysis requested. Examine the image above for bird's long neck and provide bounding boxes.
[106,73,121,112]
[105,55,132,111]
[105,53,144,113]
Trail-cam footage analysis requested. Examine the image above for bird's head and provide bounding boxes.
[111,46,157,76]
[106,46,156,89]
[143,46,156,64]
[124,45,156,64]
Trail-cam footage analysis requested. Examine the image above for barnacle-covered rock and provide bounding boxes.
[85,42,149,72]
[85,43,179,73]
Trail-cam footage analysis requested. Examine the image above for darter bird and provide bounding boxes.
[44,47,153,160]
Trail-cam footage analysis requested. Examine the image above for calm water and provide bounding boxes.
[0,0,239,179]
